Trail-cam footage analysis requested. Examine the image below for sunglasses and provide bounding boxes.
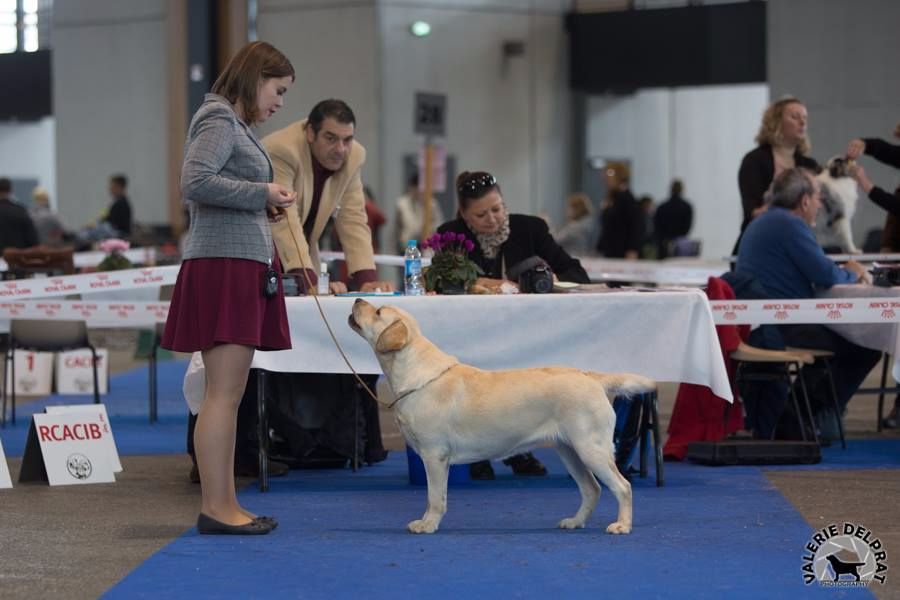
[457,173,497,197]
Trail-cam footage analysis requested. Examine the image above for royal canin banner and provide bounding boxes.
[709,298,900,325]
[0,300,170,325]
[0,265,178,301]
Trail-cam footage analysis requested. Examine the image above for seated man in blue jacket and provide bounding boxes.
[736,167,880,439]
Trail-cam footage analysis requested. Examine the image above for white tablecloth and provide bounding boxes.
[819,284,900,381]
[251,290,733,401]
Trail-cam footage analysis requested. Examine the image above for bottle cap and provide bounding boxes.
[320,262,327,273]
[407,239,417,247]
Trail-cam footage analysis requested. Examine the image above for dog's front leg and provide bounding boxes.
[408,455,449,534]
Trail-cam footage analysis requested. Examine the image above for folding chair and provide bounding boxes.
[2,319,99,426]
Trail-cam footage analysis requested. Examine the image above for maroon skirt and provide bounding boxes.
[161,254,291,352]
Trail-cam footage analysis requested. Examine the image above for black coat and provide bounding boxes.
[104,195,132,236]
[654,195,693,259]
[737,144,819,233]
[0,198,39,255]
[862,137,900,216]
[597,189,644,258]
[437,213,590,284]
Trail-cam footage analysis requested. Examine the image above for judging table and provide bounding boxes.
[250,289,734,401]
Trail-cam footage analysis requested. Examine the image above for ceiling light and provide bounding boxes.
[410,21,431,37]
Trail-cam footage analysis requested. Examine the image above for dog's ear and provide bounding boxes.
[375,320,409,353]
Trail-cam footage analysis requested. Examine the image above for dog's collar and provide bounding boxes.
[386,363,458,409]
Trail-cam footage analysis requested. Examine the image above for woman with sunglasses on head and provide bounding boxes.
[436,170,590,480]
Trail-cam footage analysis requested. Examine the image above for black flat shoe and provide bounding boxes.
[469,460,495,480]
[883,406,900,429]
[197,513,274,535]
[503,452,548,476]
[254,516,278,529]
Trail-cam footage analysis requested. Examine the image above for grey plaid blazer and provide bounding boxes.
[181,94,274,264]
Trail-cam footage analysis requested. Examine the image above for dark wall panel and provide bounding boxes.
[567,2,765,93]
[0,49,52,120]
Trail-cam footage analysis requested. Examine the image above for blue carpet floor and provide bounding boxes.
[105,447,882,599]
[2,360,892,597]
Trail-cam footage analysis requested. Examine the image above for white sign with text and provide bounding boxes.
[4,350,53,396]
[0,438,12,489]
[45,405,121,472]
[55,349,109,395]
[19,413,115,486]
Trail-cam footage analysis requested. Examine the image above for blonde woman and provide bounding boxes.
[734,97,819,253]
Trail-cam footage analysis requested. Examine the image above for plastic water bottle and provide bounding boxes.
[404,240,425,296]
[317,262,330,295]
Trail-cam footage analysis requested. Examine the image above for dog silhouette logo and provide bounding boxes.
[824,552,865,581]
[802,522,888,587]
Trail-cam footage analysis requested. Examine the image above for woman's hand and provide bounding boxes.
[849,164,875,194]
[474,277,518,294]
[266,184,296,222]
[846,139,866,161]
[267,183,296,209]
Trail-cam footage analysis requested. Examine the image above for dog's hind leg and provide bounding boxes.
[572,442,632,534]
[408,454,450,534]
[555,443,601,529]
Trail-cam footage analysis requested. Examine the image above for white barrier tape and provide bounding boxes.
[0,265,179,300]
[320,250,430,268]
[0,300,169,326]
[723,253,900,264]
[0,247,159,272]
[579,257,725,286]
[710,298,900,325]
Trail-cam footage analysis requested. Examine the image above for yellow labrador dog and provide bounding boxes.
[348,299,655,535]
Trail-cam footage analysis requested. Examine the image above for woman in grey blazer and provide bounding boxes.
[161,41,296,535]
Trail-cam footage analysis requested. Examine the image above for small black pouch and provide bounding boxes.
[263,265,278,298]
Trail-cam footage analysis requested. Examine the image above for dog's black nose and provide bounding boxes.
[354,298,364,305]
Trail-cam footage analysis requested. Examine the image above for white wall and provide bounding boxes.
[378,0,570,250]
[256,0,381,191]
[587,84,769,259]
[0,117,56,209]
[53,0,169,227]
[768,0,900,245]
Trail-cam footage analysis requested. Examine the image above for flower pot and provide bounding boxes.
[436,281,467,295]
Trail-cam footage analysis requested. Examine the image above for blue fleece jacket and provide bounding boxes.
[736,206,857,299]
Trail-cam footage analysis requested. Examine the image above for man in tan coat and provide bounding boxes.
[263,99,393,292]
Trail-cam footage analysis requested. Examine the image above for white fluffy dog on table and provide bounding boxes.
[348,299,656,534]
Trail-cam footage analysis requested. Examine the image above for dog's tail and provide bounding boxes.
[588,372,656,398]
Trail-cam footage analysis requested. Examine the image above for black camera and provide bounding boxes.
[517,264,554,294]
[508,256,554,294]
[871,266,900,287]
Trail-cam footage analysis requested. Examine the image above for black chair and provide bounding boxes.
[2,319,99,426]
[614,390,663,487]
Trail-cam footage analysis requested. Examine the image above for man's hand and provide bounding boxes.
[329,281,348,295]
[846,138,866,161]
[359,281,396,293]
[844,260,871,284]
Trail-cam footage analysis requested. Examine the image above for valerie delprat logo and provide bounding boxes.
[802,522,888,587]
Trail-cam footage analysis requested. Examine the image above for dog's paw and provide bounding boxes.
[558,518,586,530]
[407,519,439,534]
[606,521,631,535]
